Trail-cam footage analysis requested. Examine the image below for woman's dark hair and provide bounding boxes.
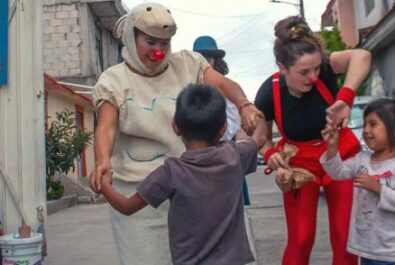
[174,83,226,143]
[274,16,326,68]
[213,58,229,75]
[364,98,395,149]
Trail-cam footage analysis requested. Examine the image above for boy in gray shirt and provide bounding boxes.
[101,83,267,265]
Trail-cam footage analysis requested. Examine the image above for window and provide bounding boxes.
[95,23,103,71]
[383,0,390,12]
[75,106,87,178]
[365,0,375,15]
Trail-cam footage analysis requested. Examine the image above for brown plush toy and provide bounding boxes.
[274,143,314,192]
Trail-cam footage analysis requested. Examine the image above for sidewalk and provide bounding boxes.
[43,203,119,265]
[42,168,332,264]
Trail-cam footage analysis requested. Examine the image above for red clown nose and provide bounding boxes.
[309,76,318,83]
[153,49,165,60]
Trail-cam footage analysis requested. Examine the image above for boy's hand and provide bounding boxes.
[101,170,113,188]
[240,105,264,136]
[252,118,268,149]
[89,159,112,193]
[354,173,382,195]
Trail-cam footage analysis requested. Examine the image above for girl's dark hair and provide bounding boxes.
[364,98,395,149]
[274,16,326,68]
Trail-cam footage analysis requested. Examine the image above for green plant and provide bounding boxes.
[320,27,368,95]
[45,109,93,200]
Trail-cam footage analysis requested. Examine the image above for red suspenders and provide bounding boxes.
[271,72,335,138]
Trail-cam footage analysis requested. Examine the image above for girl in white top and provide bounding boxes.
[320,98,395,265]
[89,3,262,265]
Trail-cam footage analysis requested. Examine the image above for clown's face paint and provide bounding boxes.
[278,51,322,97]
[135,31,171,71]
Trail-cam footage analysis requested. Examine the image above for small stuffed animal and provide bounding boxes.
[274,144,314,192]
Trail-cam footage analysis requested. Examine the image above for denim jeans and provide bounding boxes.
[361,257,395,265]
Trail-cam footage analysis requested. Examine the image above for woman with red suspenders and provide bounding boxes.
[255,16,371,265]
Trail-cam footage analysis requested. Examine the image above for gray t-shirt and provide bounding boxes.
[320,151,395,262]
[137,138,258,265]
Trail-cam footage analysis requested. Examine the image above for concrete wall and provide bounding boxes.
[43,3,82,77]
[0,0,46,233]
[371,44,395,97]
[354,0,395,29]
[337,0,358,47]
[43,2,121,85]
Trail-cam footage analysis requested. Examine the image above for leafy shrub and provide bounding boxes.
[45,109,93,200]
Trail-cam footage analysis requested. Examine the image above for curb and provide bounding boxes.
[47,195,78,215]
[244,208,258,265]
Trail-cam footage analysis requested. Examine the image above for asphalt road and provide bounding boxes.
[245,166,332,265]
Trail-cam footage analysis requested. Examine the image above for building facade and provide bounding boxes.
[43,0,126,85]
[0,0,46,233]
[321,0,395,97]
[42,0,126,180]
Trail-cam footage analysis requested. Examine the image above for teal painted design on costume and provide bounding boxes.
[122,96,175,161]
[121,96,176,111]
[126,150,165,162]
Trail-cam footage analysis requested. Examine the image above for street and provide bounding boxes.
[43,165,332,265]
[246,166,331,264]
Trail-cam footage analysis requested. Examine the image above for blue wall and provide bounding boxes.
[0,0,8,86]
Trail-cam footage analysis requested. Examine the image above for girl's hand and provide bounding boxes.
[326,100,351,128]
[354,173,382,195]
[321,125,339,147]
[240,104,264,136]
[90,159,112,193]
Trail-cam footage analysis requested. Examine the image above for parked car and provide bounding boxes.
[348,95,376,151]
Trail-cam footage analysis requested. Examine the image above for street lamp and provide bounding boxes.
[269,0,305,19]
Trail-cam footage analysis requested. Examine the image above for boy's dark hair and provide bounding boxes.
[175,84,226,143]
[364,98,395,149]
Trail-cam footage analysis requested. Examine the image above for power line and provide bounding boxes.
[231,63,274,77]
[141,0,265,18]
[227,48,272,55]
[217,13,268,44]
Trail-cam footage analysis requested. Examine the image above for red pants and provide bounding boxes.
[282,181,357,265]
[277,134,359,265]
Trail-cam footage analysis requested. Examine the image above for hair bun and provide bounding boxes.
[274,16,310,42]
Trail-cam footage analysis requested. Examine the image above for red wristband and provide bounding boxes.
[263,147,278,163]
[336,87,355,107]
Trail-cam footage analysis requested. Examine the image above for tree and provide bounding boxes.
[45,109,93,200]
[319,27,367,95]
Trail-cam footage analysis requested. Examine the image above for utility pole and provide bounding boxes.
[269,0,305,19]
[299,0,305,20]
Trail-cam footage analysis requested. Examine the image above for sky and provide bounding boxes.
[122,0,330,100]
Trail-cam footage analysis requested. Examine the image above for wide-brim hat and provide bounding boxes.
[133,3,177,39]
[193,35,225,59]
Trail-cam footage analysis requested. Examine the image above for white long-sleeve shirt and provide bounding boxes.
[320,151,395,262]
[221,99,241,141]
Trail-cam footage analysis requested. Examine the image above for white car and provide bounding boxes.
[348,96,376,151]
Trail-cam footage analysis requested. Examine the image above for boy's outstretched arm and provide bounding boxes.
[101,176,147,216]
[251,118,268,150]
